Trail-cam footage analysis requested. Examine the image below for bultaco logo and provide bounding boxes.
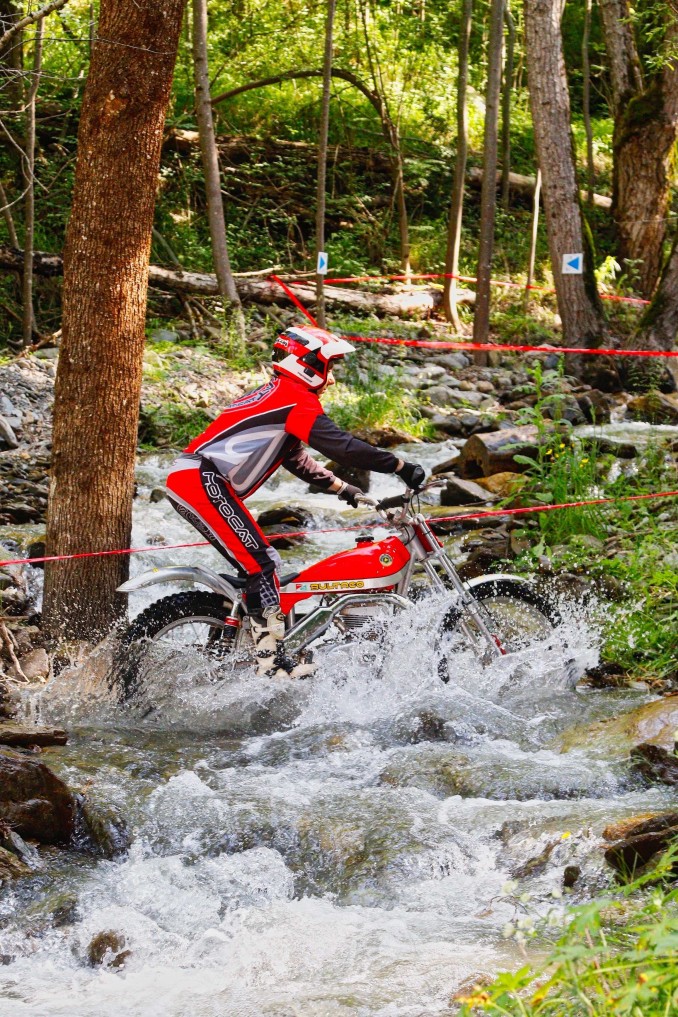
[294,580,365,592]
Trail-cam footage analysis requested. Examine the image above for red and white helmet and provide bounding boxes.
[272,325,355,390]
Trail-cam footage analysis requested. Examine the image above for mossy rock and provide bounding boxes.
[557,697,678,758]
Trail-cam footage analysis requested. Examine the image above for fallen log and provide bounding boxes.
[0,245,475,318]
[466,166,612,211]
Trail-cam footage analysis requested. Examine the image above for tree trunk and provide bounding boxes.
[525,166,541,304]
[524,0,607,348]
[21,18,43,349]
[620,235,678,391]
[315,0,337,328]
[600,2,677,297]
[42,0,186,643]
[581,0,594,207]
[501,2,515,210]
[192,0,244,335]
[472,0,504,360]
[0,0,24,114]
[443,0,473,328]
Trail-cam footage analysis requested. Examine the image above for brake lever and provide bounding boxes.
[355,493,379,508]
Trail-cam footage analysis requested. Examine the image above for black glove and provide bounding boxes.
[337,482,363,508]
[397,461,425,490]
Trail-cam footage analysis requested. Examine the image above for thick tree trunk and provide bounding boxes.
[472,0,504,360]
[524,0,607,348]
[600,3,677,297]
[621,235,678,390]
[315,0,336,327]
[42,0,186,642]
[192,0,243,334]
[581,0,594,207]
[443,0,473,328]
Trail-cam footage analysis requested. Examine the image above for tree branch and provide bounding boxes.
[0,0,71,53]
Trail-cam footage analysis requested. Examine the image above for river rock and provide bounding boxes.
[81,800,130,859]
[8,647,50,682]
[0,415,18,450]
[557,697,678,757]
[431,454,461,475]
[0,845,30,881]
[0,747,77,844]
[476,472,526,498]
[355,425,418,447]
[457,426,542,478]
[603,812,678,875]
[433,352,471,370]
[631,744,678,786]
[0,723,67,748]
[256,505,314,529]
[627,392,678,425]
[87,930,131,969]
[441,477,497,506]
[576,390,612,424]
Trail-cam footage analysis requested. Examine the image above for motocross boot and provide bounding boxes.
[250,610,316,679]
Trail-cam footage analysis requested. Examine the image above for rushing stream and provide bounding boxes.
[2,434,678,1016]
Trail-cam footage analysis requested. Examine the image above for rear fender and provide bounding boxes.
[465,573,535,593]
[117,565,240,602]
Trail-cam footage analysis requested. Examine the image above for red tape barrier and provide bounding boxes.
[2,489,676,570]
[269,275,673,356]
[344,334,678,358]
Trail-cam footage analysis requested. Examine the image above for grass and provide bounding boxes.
[458,849,678,1017]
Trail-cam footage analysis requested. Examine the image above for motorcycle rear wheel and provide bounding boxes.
[110,591,235,704]
[437,578,561,682]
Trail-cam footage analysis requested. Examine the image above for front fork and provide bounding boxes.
[414,515,506,658]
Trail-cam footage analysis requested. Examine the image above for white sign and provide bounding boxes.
[562,252,583,274]
[317,251,328,275]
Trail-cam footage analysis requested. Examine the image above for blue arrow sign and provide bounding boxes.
[562,252,583,274]
[317,251,328,275]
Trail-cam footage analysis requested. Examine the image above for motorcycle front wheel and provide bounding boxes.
[436,578,561,683]
[110,591,236,704]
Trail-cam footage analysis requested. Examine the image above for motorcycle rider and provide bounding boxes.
[166,325,425,678]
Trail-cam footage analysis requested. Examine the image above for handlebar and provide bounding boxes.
[376,493,409,511]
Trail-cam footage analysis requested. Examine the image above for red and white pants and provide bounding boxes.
[166,456,281,615]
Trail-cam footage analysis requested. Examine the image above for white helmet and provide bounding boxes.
[272,326,355,390]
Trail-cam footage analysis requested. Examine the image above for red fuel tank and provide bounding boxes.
[279,535,411,609]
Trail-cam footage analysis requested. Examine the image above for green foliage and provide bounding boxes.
[458,848,678,1016]
[324,355,435,439]
[138,402,212,451]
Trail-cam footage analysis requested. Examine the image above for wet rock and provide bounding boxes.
[0,747,77,844]
[8,647,50,682]
[0,826,40,868]
[81,800,131,859]
[256,505,314,529]
[425,412,465,437]
[579,436,638,459]
[457,426,543,479]
[0,415,18,450]
[440,477,497,506]
[354,425,418,447]
[0,845,30,881]
[627,391,678,425]
[149,486,167,502]
[603,812,678,875]
[0,681,20,719]
[476,471,526,498]
[563,864,581,888]
[582,662,631,689]
[431,454,461,475]
[0,723,67,748]
[512,839,559,878]
[558,696,678,757]
[87,930,131,969]
[576,390,612,424]
[631,744,678,786]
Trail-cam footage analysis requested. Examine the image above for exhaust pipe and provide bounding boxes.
[283,593,411,654]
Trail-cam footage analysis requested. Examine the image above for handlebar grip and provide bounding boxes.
[377,494,408,511]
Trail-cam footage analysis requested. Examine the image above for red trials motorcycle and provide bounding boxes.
[111,483,561,703]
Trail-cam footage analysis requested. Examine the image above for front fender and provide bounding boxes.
[117,565,241,602]
[464,573,535,593]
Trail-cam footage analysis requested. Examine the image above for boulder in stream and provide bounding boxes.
[0,722,68,748]
[627,391,678,425]
[0,845,30,881]
[557,696,678,758]
[631,743,678,786]
[0,746,77,844]
[603,812,678,875]
[457,426,543,478]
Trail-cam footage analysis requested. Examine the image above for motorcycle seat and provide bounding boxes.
[220,571,300,590]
